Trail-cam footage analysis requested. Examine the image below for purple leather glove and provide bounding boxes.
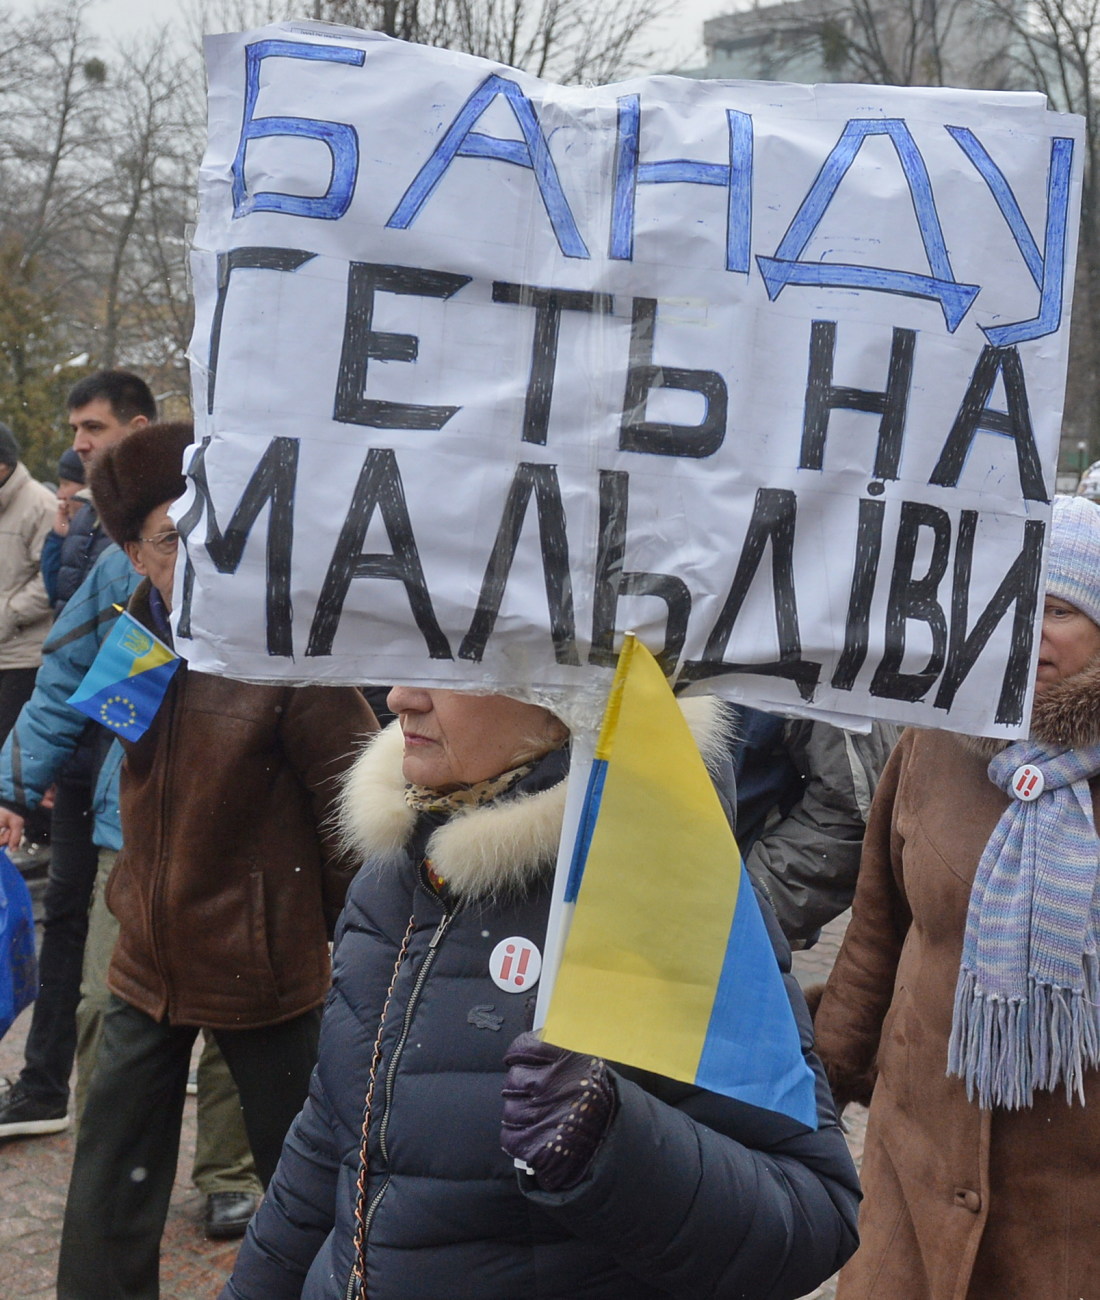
[500,1031,616,1191]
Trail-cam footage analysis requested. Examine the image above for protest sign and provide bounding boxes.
[182,21,1084,736]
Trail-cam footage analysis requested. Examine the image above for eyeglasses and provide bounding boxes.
[137,529,180,556]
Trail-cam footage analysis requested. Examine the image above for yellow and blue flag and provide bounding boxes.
[543,634,818,1130]
[67,610,180,742]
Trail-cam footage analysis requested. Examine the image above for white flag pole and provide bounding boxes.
[533,727,597,1030]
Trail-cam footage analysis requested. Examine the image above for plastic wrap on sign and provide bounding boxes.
[179,21,1085,739]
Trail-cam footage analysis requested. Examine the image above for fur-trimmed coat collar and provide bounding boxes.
[337,697,732,901]
[1030,655,1100,749]
[958,655,1100,761]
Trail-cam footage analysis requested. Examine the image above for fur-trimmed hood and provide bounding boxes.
[337,696,732,901]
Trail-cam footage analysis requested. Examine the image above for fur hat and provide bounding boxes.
[89,421,193,545]
[1046,495,1100,628]
[0,422,19,467]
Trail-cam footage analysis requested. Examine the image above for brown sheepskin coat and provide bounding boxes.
[813,660,1100,1300]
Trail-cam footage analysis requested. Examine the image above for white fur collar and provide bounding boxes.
[337,696,732,901]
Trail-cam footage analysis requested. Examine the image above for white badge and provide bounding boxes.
[489,937,541,992]
[1011,764,1045,801]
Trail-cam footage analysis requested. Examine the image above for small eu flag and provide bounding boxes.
[67,610,180,741]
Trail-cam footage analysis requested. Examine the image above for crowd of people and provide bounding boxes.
[0,370,1098,1299]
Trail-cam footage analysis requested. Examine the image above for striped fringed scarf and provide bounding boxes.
[947,739,1100,1108]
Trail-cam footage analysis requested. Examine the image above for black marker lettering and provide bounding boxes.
[870,500,951,702]
[929,345,1048,502]
[460,462,579,665]
[934,512,1044,724]
[492,281,613,445]
[207,247,316,414]
[334,262,471,430]
[831,496,886,690]
[589,469,691,670]
[800,319,915,481]
[176,436,298,657]
[680,487,821,698]
[620,297,727,458]
[306,448,451,659]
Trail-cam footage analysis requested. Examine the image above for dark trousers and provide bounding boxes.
[0,667,49,842]
[19,769,100,1104]
[57,995,320,1300]
[0,666,37,749]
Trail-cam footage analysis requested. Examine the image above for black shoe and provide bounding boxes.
[204,1191,259,1240]
[0,1080,69,1138]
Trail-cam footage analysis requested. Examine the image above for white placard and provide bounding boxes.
[180,21,1084,737]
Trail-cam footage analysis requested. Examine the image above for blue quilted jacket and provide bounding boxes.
[224,717,859,1300]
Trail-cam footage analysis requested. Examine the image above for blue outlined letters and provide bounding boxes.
[610,97,753,272]
[387,74,589,259]
[232,40,365,220]
[947,128,1074,346]
[757,119,981,331]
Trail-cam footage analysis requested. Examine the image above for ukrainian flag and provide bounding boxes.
[543,634,818,1130]
[68,610,180,742]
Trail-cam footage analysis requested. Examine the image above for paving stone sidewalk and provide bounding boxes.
[0,911,864,1299]
[0,1009,239,1300]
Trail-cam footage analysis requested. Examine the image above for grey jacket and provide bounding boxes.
[733,707,899,944]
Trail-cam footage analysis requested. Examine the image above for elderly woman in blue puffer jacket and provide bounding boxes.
[221,686,860,1300]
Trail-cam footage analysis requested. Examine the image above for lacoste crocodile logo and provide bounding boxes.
[467,1004,504,1031]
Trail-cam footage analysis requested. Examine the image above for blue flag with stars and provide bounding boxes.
[68,610,180,741]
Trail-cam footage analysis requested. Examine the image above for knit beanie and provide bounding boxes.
[57,447,84,485]
[1046,494,1100,628]
[0,422,20,467]
[89,421,193,545]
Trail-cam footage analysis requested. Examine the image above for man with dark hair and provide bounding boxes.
[65,371,157,426]
[0,422,55,745]
[54,369,156,612]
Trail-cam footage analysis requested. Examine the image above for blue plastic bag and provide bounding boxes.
[0,847,37,1039]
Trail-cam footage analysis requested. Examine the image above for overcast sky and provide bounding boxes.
[16,0,732,72]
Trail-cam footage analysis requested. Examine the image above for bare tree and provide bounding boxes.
[0,2,109,470]
[91,35,198,371]
[0,1,108,269]
[0,3,199,470]
[301,0,672,82]
[0,0,676,475]
[817,0,1013,86]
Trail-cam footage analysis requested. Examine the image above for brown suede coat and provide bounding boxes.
[106,583,378,1029]
[814,668,1100,1300]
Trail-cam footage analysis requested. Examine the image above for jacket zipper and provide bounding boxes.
[345,907,453,1300]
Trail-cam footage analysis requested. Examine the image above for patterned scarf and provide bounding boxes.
[403,761,535,816]
[948,738,1100,1108]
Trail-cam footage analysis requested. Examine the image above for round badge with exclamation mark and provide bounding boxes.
[489,937,542,992]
